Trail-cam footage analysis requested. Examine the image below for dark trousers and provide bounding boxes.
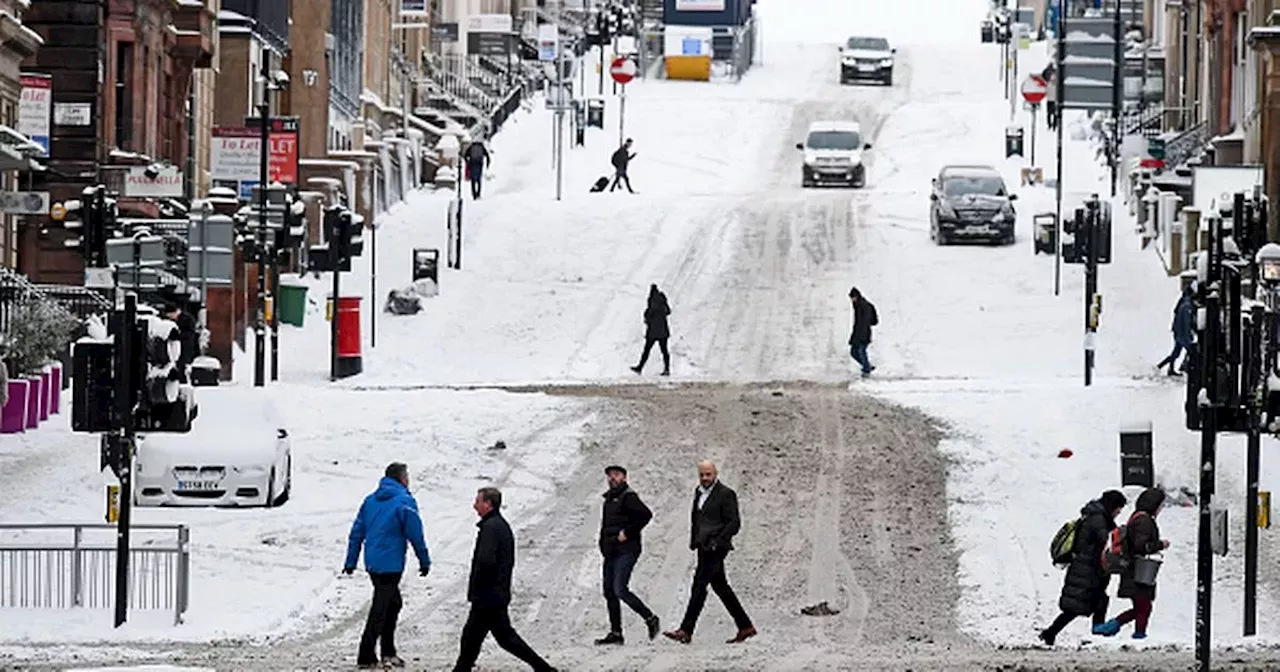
[358,571,403,665]
[1158,342,1190,371]
[1044,593,1109,640]
[636,337,669,372]
[468,165,484,200]
[850,342,872,374]
[679,548,752,635]
[453,604,554,672]
[603,552,653,633]
[1046,101,1058,130]
[610,170,634,193]
[1115,597,1153,634]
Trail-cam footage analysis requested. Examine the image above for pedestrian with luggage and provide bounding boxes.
[1039,489,1127,646]
[344,462,433,669]
[630,284,671,376]
[595,465,660,645]
[1095,488,1169,639]
[610,138,637,193]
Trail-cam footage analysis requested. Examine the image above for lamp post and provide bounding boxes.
[253,47,288,387]
[1247,241,1280,636]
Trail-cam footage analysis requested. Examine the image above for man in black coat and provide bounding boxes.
[596,465,659,645]
[664,461,756,645]
[464,138,491,200]
[162,303,199,381]
[630,284,671,376]
[1039,489,1127,646]
[609,138,636,193]
[452,487,557,672]
[848,287,878,378]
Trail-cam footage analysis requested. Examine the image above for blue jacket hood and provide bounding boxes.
[375,476,406,501]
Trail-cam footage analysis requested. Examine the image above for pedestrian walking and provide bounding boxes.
[848,286,878,378]
[630,284,671,376]
[1097,488,1169,639]
[464,136,492,200]
[610,138,637,193]
[453,487,558,672]
[1156,286,1195,376]
[595,465,659,645]
[1042,63,1058,131]
[162,303,199,379]
[663,461,757,645]
[1039,489,1127,646]
[343,462,433,669]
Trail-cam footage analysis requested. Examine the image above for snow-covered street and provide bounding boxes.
[7,0,1280,668]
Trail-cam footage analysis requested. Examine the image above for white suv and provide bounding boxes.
[839,36,895,86]
[796,120,872,188]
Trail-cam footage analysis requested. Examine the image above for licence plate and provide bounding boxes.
[858,65,876,71]
[177,480,218,491]
[964,225,995,234]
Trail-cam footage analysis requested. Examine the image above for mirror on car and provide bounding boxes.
[891,48,897,54]
[795,142,805,150]
[930,193,939,201]
[1008,193,1018,201]
[863,143,872,150]
[278,428,289,439]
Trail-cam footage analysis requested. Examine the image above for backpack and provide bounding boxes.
[1100,512,1146,574]
[1050,518,1081,567]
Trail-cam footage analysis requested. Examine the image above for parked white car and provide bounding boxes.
[134,387,292,508]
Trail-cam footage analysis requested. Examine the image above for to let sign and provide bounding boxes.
[17,74,51,154]
[211,125,299,185]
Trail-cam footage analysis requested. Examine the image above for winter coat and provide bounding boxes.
[690,481,742,552]
[468,510,516,608]
[611,146,634,172]
[465,142,490,168]
[849,299,879,345]
[599,483,653,557]
[1117,489,1165,601]
[1172,296,1195,346]
[644,293,671,341]
[345,477,432,574]
[1058,499,1115,615]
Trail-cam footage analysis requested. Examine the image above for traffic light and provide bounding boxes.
[136,314,195,433]
[56,185,107,267]
[72,338,115,432]
[1062,207,1087,263]
[275,191,306,251]
[309,205,363,272]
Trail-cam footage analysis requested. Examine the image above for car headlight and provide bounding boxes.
[992,211,1005,223]
[938,204,957,218]
[232,465,268,477]
[880,59,894,67]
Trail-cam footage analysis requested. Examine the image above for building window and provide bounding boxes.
[115,42,134,150]
[330,0,364,116]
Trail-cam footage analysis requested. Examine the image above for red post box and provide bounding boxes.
[335,295,363,378]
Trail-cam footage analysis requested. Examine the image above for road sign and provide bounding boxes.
[1021,74,1047,105]
[610,57,636,85]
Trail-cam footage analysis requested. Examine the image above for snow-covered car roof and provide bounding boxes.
[141,386,285,447]
[939,165,1002,179]
[807,120,861,134]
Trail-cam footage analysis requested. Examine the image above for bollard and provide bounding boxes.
[1170,228,1183,275]
[1185,207,1201,255]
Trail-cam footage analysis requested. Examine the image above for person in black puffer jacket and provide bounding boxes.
[1039,489,1127,646]
[1098,487,1168,639]
[630,284,671,376]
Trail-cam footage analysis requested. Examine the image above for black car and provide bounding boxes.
[839,36,895,86]
[929,166,1018,245]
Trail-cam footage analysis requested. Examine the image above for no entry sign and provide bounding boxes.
[1021,74,1048,105]
[610,57,636,85]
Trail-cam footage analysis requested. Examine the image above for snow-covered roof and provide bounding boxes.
[940,164,1000,177]
[807,120,861,133]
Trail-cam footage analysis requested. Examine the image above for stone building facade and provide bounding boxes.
[0,0,42,269]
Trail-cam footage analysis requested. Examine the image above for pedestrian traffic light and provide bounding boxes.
[1062,207,1087,263]
[136,314,195,433]
[72,338,115,433]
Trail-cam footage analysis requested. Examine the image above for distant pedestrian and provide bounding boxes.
[161,303,198,378]
[1097,488,1169,639]
[610,138,637,193]
[344,462,433,669]
[465,136,492,200]
[1042,63,1058,130]
[453,487,558,672]
[630,284,670,376]
[848,287,878,378]
[1039,489,1127,646]
[664,461,757,645]
[1156,286,1195,376]
[595,465,659,645]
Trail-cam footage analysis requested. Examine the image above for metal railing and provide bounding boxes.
[0,267,87,340]
[0,523,191,626]
[637,20,757,82]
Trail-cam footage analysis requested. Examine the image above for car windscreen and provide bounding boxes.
[807,131,862,150]
[846,37,890,51]
[942,175,1006,197]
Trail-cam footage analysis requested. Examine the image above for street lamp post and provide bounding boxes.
[254,47,270,388]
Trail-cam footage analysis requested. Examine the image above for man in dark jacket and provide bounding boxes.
[664,461,756,645]
[1156,286,1195,375]
[1039,489,1127,646]
[162,303,199,381]
[596,465,659,645]
[464,137,491,200]
[1099,487,1168,638]
[848,286,879,378]
[609,138,636,193]
[630,284,671,376]
[453,487,557,672]
[344,462,433,669]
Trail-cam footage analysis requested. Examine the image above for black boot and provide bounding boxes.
[630,365,642,374]
[595,632,624,645]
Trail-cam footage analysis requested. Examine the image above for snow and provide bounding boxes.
[5,0,1280,664]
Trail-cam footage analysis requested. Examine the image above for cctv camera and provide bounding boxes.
[143,162,162,180]
[272,70,290,88]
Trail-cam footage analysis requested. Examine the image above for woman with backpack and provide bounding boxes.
[1096,488,1169,639]
[1039,489,1128,646]
[630,284,671,376]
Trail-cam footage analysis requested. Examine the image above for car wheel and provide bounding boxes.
[936,232,951,246]
[884,73,893,86]
[265,468,277,508]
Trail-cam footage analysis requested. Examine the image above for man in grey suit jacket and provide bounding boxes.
[663,460,756,645]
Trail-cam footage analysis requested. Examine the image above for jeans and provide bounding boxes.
[453,604,555,672]
[469,170,484,200]
[357,571,403,665]
[679,548,752,635]
[850,342,872,374]
[1158,342,1190,371]
[603,552,653,633]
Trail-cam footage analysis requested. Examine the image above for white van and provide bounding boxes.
[795,120,873,188]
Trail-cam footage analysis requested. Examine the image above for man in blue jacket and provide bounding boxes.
[1156,285,1195,376]
[344,462,433,669]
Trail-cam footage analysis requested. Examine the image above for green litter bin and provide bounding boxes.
[278,281,308,327]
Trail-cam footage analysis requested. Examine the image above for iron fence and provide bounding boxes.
[0,523,191,626]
